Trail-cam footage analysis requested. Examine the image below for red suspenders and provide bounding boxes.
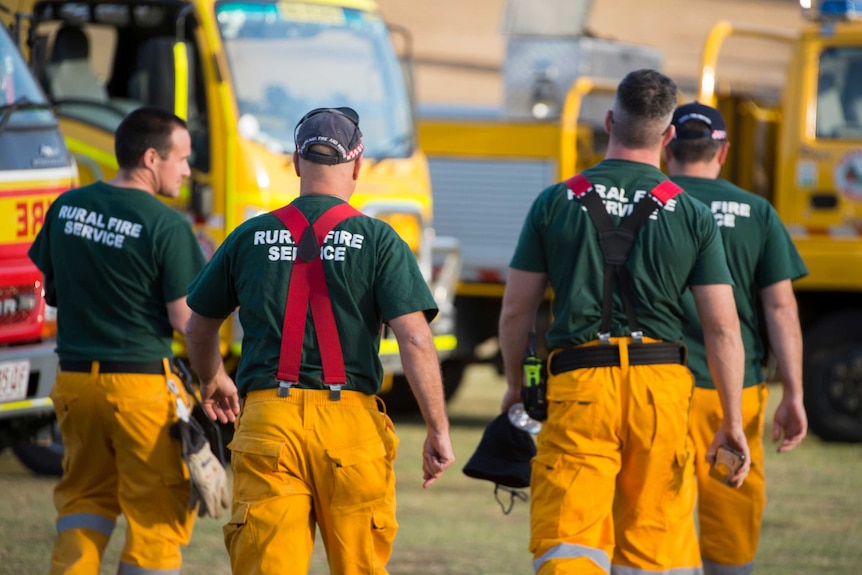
[270,202,363,400]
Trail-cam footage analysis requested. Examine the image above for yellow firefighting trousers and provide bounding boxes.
[530,337,701,575]
[686,384,768,575]
[48,360,197,575]
[223,388,399,575]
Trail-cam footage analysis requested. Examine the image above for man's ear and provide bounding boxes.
[293,151,301,177]
[661,124,676,148]
[604,110,613,135]
[353,155,363,181]
[717,141,730,166]
[142,147,159,169]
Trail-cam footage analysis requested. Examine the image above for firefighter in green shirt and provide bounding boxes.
[185,107,455,574]
[666,101,809,575]
[499,70,750,575]
[28,107,215,574]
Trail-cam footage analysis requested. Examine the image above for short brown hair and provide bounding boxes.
[611,69,677,149]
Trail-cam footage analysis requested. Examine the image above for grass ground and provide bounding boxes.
[1,365,860,574]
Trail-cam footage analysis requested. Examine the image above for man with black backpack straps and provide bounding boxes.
[498,69,750,575]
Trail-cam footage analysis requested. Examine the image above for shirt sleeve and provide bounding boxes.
[187,234,239,319]
[687,200,734,286]
[158,217,206,303]
[374,224,438,323]
[756,204,809,287]
[509,187,551,273]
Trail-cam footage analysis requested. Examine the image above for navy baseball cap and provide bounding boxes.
[294,107,364,165]
[671,102,728,140]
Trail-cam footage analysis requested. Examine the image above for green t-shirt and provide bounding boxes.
[187,195,438,396]
[510,159,732,349]
[28,181,205,362]
[673,176,808,389]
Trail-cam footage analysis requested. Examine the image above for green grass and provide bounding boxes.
[1,364,860,574]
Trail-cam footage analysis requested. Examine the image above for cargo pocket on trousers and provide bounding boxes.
[326,439,390,510]
[546,373,604,441]
[228,435,293,499]
[646,373,693,450]
[530,451,580,543]
[223,503,250,555]
[371,500,398,558]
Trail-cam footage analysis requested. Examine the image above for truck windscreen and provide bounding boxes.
[0,29,55,128]
[216,0,414,159]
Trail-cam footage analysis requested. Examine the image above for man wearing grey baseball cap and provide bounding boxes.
[186,107,455,574]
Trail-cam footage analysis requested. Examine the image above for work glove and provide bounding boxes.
[170,415,231,519]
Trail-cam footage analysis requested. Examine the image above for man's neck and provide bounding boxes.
[669,162,721,179]
[604,143,662,168]
[107,170,156,196]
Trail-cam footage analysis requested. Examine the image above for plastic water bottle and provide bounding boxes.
[508,402,542,435]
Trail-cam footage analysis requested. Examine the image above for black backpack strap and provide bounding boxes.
[563,175,682,343]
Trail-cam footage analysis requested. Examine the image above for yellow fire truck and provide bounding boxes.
[419,0,862,441]
[694,0,862,441]
[2,0,461,428]
[0,21,76,474]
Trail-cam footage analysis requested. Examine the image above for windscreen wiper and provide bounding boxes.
[0,96,54,137]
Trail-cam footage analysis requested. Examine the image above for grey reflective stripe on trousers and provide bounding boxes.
[534,543,611,573]
[56,513,115,537]
[118,563,180,575]
[613,565,704,575]
[703,559,753,575]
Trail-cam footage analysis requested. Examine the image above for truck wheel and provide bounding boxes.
[382,360,468,415]
[803,312,862,442]
[12,422,64,477]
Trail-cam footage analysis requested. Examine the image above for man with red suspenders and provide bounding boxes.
[184,107,455,574]
[498,69,750,575]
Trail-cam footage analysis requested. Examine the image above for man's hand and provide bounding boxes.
[200,371,240,424]
[706,424,751,489]
[773,395,807,453]
[500,385,522,414]
[422,430,455,488]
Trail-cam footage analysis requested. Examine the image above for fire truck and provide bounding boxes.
[419,0,862,441]
[0,21,75,474]
[2,0,461,418]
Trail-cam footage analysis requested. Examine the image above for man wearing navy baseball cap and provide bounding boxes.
[186,105,455,573]
[666,102,808,575]
[295,106,365,165]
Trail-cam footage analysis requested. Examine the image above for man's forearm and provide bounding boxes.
[762,282,804,399]
[704,326,745,429]
[186,314,226,383]
[399,332,449,433]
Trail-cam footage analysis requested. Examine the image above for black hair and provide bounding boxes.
[114,107,188,169]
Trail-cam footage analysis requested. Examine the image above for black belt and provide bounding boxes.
[60,360,166,375]
[550,342,686,374]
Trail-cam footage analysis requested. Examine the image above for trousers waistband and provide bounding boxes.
[60,360,167,375]
[550,342,685,374]
[245,387,380,409]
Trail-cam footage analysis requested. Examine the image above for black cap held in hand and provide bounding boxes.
[294,107,364,165]
[463,411,536,489]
